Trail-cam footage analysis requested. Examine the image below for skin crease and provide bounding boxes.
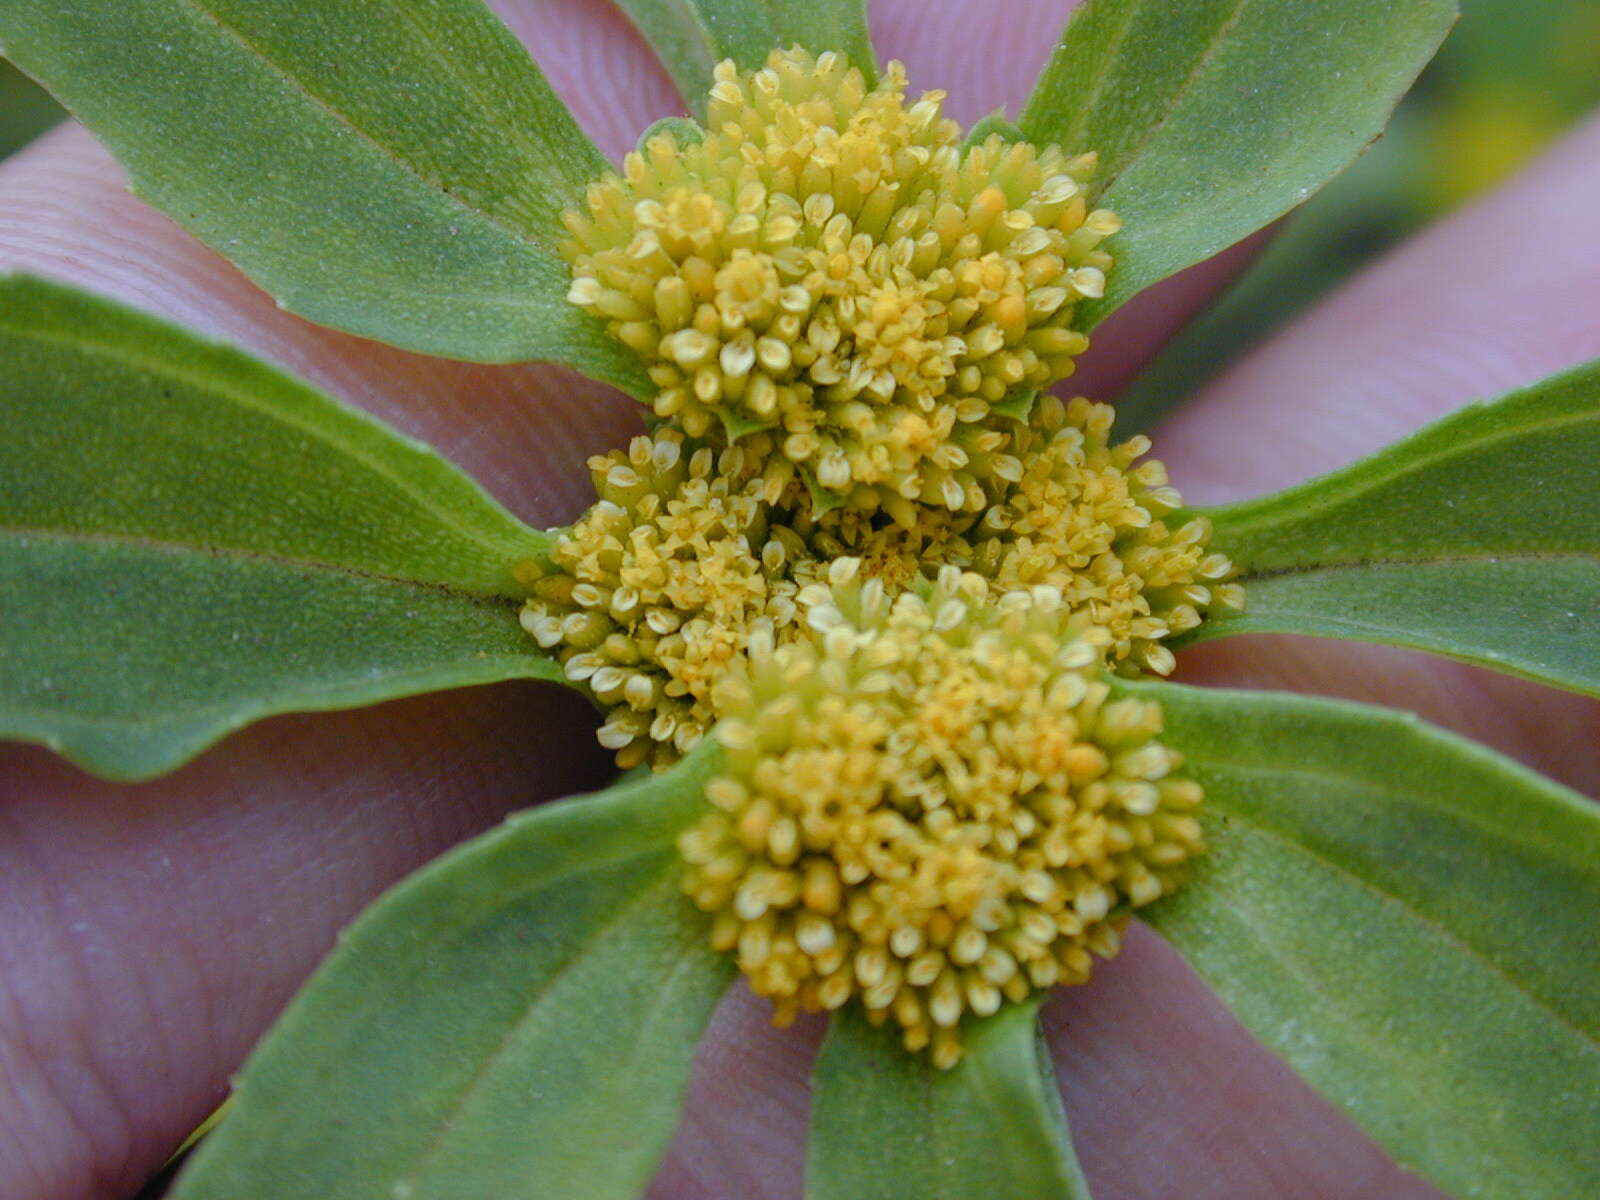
[0,1,1596,1196]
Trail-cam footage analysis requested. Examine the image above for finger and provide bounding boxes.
[1159,108,1600,505]
[1041,925,1443,1199]
[0,686,612,1200]
[648,992,823,1200]
[1154,109,1600,796]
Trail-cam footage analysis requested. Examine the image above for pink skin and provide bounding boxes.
[0,1,1596,1196]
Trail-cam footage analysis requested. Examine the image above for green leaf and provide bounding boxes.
[1192,359,1600,696]
[170,745,734,1200]
[1019,0,1456,322]
[609,0,877,116]
[0,274,562,780]
[1137,680,1600,1200]
[0,55,63,157]
[991,388,1039,423]
[807,1000,1092,1200]
[0,1,648,384]
[962,112,1025,149]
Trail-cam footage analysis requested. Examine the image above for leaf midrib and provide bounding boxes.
[1198,761,1598,1043]
[1095,0,1250,195]
[174,0,566,253]
[1037,0,1144,155]
[1167,886,1434,1114]
[956,1030,1076,1195]
[1208,405,1600,550]
[383,0,597,221]
[1,525,520,603]
[1233,548,1600,584]
[2,315,544,576]
[386,859,681,1190]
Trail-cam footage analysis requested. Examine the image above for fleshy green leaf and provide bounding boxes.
[170,745,734,1200]
[0,1,647,383]
[1191,359,1600,696]
[807,1000,1092,1200]
[1019,0,1456,322]
[1137,680,1600,1200]
[609,0,877,115]
[0,274,562,780]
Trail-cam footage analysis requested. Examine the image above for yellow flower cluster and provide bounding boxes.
[679,563,1205,1067]
[522,396,1238,769]
[562,48,1116,511]
[520,429,793,770]
[523,47,1237,1065]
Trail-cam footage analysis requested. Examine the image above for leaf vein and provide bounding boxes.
[387,863,679,1188]
[1202,781,1597,1043]
[1095,0,1249,195]
[172,0,558,250]
[1,316,545,578]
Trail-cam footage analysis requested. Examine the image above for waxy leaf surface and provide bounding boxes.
[1139,681,1600,1200]
[1193,359,1600,696]
[170,748,734,1200]
[0,0,648,383]
[1020,0,1456,321]
[0,275,561,780]
[807,1001,1091,1200]
[610,0,877,115]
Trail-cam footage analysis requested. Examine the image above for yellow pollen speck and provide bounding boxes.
[561,47,1116,510]
[679,567,1205,1067]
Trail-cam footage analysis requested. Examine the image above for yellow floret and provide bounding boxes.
[679,561,1205,1067]
[562,47,1117,511]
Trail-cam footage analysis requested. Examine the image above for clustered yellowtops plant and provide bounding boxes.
[527,48,1236,1060]
[1,1,1596,1198]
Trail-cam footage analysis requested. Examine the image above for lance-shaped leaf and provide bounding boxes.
[610,0,877,115]
[1019,0,1456,322]
[807,1000,1092,1200]
[0,274,563,781]
[170,746,734,1200]
[1137,681,1600,1200]
[0,0,647,385]
[1190,359,1600,696]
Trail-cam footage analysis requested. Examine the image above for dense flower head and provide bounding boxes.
[678,562,1205,1067]
[521,398,1239,768]
[800,395,1245,676]
[519,429,792,770]
[562,47,1117,511]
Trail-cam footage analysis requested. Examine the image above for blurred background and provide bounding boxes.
[3,0,1596,432]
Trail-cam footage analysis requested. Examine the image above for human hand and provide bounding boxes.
[2,2,1596,1197]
